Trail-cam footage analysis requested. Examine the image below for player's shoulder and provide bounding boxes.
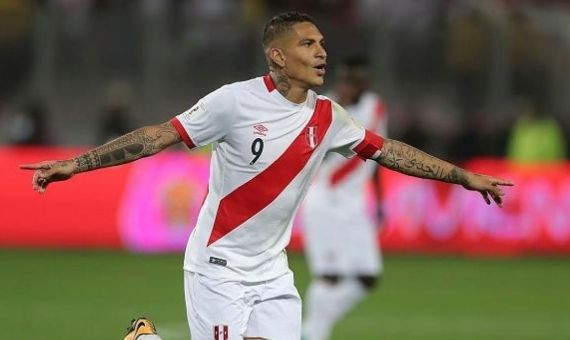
[316,94,349,118]
[222,76,269,95]
[205,76,262,97]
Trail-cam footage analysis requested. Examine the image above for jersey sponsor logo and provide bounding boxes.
[207,99,333,246]
[253,124,268,136]
[209,256,227,267]
[305,126,318,149]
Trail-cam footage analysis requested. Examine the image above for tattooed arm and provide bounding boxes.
[375,139,513,206]
[72,122,181,172]
[21,121,182,193]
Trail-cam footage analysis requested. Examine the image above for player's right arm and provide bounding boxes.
[330,100,513,207]
[20,121,181,193]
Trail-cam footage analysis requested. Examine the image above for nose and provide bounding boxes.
[316,44,327,60]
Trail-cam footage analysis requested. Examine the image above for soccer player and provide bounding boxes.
[301,56,387,340]
[21,12,512,340]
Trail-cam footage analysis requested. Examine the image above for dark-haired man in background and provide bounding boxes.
[22,12,512,340]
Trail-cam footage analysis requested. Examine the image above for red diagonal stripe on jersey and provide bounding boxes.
[330,157,362,186]
[207,99,333,246]
[330,99,386,186]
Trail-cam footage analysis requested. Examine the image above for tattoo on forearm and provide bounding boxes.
[377,139,467,185]
[444,167,466,184]
[74,153,100,172]
[72,122,179,173]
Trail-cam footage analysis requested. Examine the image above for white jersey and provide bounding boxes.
[305,92,387,217]
[171,75,384,282]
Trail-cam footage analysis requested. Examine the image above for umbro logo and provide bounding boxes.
[253,124,268,136]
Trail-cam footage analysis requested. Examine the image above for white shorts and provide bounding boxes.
[184,270,301,340]
[302,208,383,277]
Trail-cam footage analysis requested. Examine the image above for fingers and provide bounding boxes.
[22,161,57,194]
[32,170,49,194]
[490,190,503,207]
[493,179,514,187]
[486,176,514,186]
[32,171,40,192]
[480,187,505,207]
[20,163,52,170]
[480,191,491,205]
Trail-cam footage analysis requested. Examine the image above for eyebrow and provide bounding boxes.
[298,38,325,44]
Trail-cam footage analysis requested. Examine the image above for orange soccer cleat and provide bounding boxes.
[123,317,159,340]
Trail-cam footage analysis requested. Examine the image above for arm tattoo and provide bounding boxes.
[376,139,468,185]
[72,122,180,173]
[74,153,100,171]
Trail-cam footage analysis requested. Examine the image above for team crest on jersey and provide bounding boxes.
[253,124,268,136]
[305,126,318,149]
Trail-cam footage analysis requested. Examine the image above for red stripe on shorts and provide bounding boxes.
[207,99,333,246]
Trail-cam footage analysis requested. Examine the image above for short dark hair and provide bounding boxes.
[262,11,316,48]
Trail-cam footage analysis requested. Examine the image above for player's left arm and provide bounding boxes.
[373,138,513,206]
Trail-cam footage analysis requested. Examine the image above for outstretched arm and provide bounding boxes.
[374,139,513,206]
[21,121,182,193]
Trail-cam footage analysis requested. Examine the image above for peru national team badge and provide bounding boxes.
[305,126,318,149]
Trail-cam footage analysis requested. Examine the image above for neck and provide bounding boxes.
[270,71,308,104]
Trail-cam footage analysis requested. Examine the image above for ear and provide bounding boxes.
[267,47,286,68]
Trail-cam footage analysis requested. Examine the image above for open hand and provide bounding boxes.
[463,172,514,207]
[20,160,76,194]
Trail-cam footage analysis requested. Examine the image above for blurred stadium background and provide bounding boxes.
[1,0,569,339]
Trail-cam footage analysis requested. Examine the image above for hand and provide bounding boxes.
[20,160,76,194]
[463,172,514,207]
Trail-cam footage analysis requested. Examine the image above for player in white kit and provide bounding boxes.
[21,12,513,340]
[302,56,387,340]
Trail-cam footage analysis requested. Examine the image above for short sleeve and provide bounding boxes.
[329,101,385,159]
[170,86,235,149]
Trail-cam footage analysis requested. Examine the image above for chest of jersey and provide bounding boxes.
[221,93,327,173]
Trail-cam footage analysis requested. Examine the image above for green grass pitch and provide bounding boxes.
[1,250,569,339]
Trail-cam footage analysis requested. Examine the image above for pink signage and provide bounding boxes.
[118,152,210,252]
[380,159,570,255]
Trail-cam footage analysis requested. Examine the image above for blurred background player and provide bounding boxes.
[302,56,387,340]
